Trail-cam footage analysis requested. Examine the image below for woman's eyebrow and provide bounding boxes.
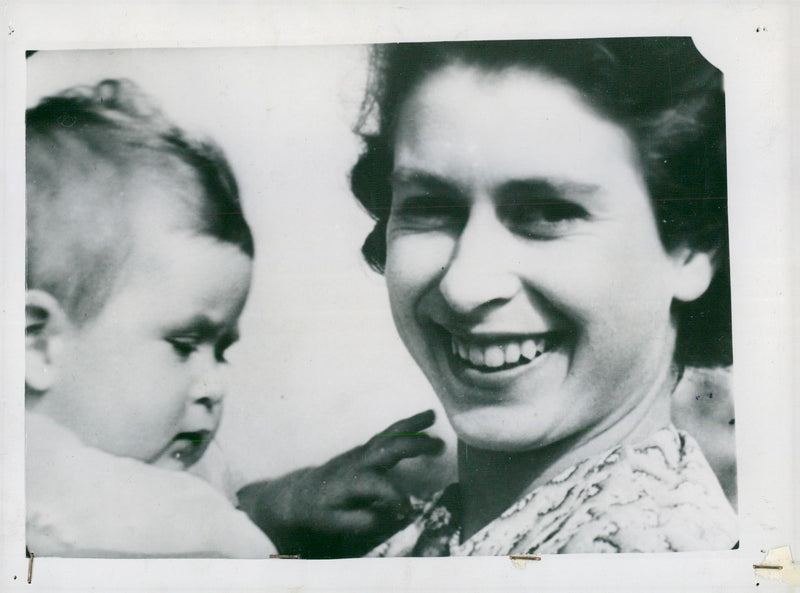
[496,179,601,203]
[389,168,463,194]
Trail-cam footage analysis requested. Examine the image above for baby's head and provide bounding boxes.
[26,80,254,470]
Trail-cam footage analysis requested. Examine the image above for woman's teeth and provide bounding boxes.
[451,335,551,369]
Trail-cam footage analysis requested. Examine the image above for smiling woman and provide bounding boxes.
[351,38,736,555]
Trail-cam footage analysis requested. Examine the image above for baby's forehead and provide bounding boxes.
[119,221,254,296]
[106,228,253,324]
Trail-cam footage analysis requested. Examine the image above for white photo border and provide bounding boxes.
[2,1,798,591]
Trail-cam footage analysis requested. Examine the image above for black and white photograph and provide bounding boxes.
[22,38,739,559]
[2,2,798,591]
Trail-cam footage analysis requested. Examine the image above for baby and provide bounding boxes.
[25,79,442,558]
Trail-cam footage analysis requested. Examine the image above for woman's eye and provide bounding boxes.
[502,200,588,239]
[167,338,198,359]
[390,194,466,230]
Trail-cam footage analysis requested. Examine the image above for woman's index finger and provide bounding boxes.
[364,434,445,471]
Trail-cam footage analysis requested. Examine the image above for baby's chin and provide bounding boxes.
[150,430,213,471]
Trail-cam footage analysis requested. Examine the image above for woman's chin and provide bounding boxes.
[449,410,557,453]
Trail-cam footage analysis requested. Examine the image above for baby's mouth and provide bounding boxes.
[447,332,562,373]
[161,430,212,469]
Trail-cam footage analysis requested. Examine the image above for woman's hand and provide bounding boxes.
[237,410,444,558]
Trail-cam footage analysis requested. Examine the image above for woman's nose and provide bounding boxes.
[438,207,521,315]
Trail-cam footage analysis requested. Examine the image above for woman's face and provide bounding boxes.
[385,64,709,452]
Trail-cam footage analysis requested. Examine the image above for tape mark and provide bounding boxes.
[509,554,541,561]
[27,552,34,584]
[510,554,541,568]
[269,554,301,559]
[754,546,800,586]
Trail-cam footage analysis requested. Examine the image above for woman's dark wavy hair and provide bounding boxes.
[350,37,731,368]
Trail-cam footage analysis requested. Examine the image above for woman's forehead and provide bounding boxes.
[393,64,642,192]
[397,64,618,143]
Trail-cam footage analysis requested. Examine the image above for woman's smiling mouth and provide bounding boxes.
[430,322,569,384]
[450,333,555,371]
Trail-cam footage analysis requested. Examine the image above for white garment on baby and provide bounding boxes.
[26,411,277,558]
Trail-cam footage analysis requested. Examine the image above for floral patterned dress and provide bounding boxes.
[368,426,737,556]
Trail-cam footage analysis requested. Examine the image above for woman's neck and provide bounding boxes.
[456,367,677,541]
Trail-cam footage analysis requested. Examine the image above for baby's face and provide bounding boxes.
[38,228,252,470]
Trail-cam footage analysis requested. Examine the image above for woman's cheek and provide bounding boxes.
[386,232,456,299]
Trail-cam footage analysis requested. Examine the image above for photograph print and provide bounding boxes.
[24,37,736,559]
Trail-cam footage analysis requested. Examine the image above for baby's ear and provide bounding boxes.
[26,290,70,393]
[670,246,717,303]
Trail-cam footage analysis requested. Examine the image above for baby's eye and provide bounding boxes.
[214,335,237,363]
[166,338,198,359]
[214,344,228,363]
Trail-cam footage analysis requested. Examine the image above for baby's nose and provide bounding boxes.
[191,380,225,406]
[190,364,228,407]
[186,380,225,433]
[184,397,223,433]
[195,394,222,413]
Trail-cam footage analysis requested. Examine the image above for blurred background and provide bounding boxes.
[26,47,735,505]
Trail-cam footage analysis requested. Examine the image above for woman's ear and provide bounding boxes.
[670,246,717,303]
[26,290,71,393]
